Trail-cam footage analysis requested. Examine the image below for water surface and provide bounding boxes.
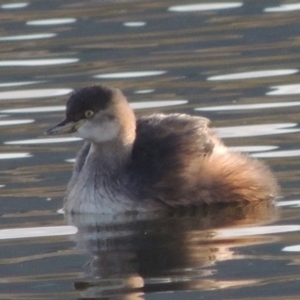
[1,0,300,299]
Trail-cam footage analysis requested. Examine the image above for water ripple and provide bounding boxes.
[229,146,278,152]
[123,22,146,27]
[276,200,300,207]
[0,153,32,159]
[0,58,79,66]
[130,100,187,109]
[0,33,56,41]
[0,89,72,100]
[94,71,166,79]
[0,106,65,114]
[251,149,300,158]
[168,3,243,12]
[265,4,300,13]
[0,81,41,88]
[282,245,300,252]
[207,69,298,81]
[134,89,155,94]
[215,225,300,239]
[26,18,77,26]
[0,119,34,126]
[217,123,300,138]
[195,101,300,111]
[5,137,81,145]
[1,3,28,9]
[0,225,77,240]
[267,84,300,96]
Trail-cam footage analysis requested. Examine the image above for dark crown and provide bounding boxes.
[65,86,113,121]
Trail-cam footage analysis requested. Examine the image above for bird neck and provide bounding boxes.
[88,89,137,172]
[87,120,135,174]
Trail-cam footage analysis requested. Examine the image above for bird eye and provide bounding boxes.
[85,110,94,118]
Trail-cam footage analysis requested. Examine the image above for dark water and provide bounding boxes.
[1,0,300,299]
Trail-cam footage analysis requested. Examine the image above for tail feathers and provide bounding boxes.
[155,151,278,206]
[192,152,278,204]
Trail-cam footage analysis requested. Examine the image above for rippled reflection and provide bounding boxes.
[168,3,243,12]
[217,123,300,138]
[0,226,77,240]
[1,3,28,9]
[229,146,278,152]
[276,200,300,207]
[5,137,81,145]
[265,4,300,13]
[131,100,187,109]
[282,245,300,252]
[26,18,77,26]
[0,119,34,126]
[134,89,155,94]
[67,201,277,298]
[0,89,72,100]
[196,101,300,111]
[0,58,78,66]
[0,153,32,159]
[0,33,56,41]
[0,81,41,87]
[207,69,298,81]
[123,22,146,27]
[1,0,300,299]
[215,225,300,239]
[94,71,166,79]
[267,84,300,95]
[66,158,75,163]
[251,149,300,158]
[0,106,65,114]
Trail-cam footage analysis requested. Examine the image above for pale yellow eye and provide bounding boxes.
[85,110,94,118]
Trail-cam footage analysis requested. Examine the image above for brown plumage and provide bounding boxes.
[47,85,278,214]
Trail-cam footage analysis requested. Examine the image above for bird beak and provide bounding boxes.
[45,119,85,135]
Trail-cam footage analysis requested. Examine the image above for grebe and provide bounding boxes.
[47,85,278,214]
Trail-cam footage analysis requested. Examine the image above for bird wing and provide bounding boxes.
[66,141,91,194]
[130,113,219,204]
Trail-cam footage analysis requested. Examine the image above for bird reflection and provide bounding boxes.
[66,201,277,299]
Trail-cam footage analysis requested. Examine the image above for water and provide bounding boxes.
[1,0,300,299]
